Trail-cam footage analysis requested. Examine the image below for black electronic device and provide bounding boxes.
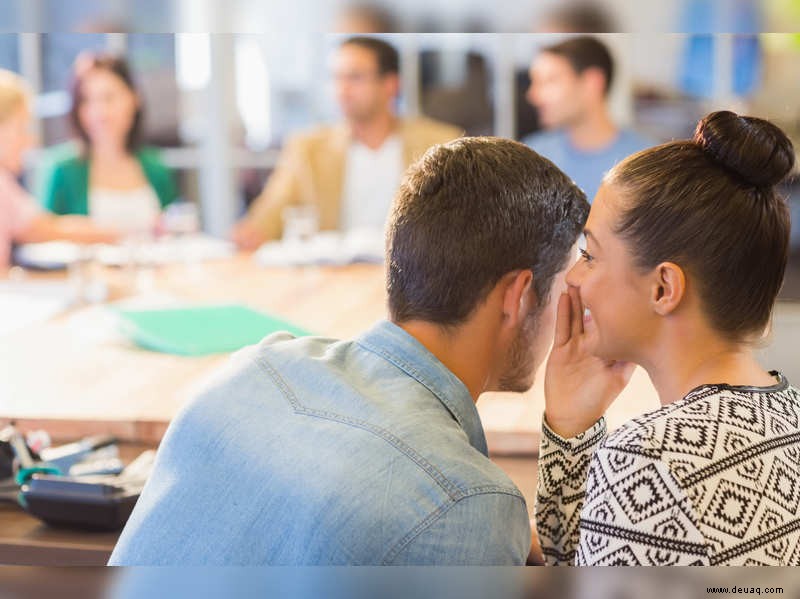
[21,476,141,531]
[20,450,154,531]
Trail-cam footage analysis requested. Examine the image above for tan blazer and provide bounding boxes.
[244,117,463,239]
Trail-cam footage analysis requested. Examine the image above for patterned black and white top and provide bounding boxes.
[536,372,800,566]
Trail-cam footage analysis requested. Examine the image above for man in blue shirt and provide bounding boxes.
[524,36,652,202]
[109,137,589,565]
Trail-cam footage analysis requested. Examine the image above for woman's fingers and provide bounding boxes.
[568,285,584,337]
[553,286,586,348]
[553,292,572,347]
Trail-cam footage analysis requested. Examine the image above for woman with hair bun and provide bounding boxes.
[537,111,799,566]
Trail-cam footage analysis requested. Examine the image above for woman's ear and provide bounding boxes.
[502,269,534,328]
[651,261,686,316]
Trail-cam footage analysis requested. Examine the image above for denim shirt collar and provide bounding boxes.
[356,320,488,456]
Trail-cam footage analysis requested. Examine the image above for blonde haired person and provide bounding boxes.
[0,69,117,270]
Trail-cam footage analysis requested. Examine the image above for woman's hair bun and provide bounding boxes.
[693,110,795,188]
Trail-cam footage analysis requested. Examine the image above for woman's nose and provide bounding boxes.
[565,261,581,288]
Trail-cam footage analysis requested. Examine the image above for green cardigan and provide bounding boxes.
[39,143,177,215]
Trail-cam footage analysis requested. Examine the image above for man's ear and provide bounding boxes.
[581,66,607,99]
[651,262,686,316]
[502,270,534,328]
[383,73,400,100]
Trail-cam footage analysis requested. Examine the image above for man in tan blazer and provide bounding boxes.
[231,36,462,250]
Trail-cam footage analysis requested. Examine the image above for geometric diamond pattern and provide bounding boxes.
[770,416,790,436]
[701,480,761,539]
[765,393,798,427]
[586,499,617,523]
[787,535,800,565]
[612,463,675,524]
[785,443,800,468]
[536,378,800,566]
[645,545,684,566]
[536,500,567,545]
[653,513,693,540]
[743,557,772,566]
[605,451,637,475]
[683,398,713,418]
[764,458,800,515]
[757,508,784,534]
[663,417,720,459]
[722,430,753,455]
[585,460,611,503]
[594,545,641,566]
[718,395,765,435]
[765,535,791,563]
[540,456,568,488]
[736,457,765,483]
[581,529,610,556]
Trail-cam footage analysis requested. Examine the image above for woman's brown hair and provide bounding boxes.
[606,110,796,342]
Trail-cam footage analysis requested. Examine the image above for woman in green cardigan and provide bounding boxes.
[39,53,176,236]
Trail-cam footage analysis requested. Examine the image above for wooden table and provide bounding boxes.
[0,443,150,566]
[0,443,536,566]
[0,258,387,443]
[0,255,661,449]
[0,254,660,564]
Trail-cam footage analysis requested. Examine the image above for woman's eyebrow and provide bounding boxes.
[584,228,601,249]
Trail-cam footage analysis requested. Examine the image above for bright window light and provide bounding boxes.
[235,36,271,149]
[176,33,211,90]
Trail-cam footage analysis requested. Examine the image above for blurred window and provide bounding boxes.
[419,47,494,136]
[0,34,19,72]
[128,34,180,146]
[40,33,106,93]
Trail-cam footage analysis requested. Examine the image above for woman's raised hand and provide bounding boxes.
[544,286,635,438]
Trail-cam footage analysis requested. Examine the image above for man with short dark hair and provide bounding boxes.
[110,137,589,565]
[232,36,461,249]
[524,36,651,202]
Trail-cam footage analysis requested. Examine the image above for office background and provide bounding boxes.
[1,2,798,382]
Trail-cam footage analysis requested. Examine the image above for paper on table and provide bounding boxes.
[14,234,235,270]
[255,229,385,267]
[0,281,74,337]
[95,234,235,266]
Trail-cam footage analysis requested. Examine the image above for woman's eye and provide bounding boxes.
[579,248,594,263]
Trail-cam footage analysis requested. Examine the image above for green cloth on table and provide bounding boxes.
[116,304,312,356]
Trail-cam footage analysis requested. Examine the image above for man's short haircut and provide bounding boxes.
[387,137,589,326]
[341,36,400,76]
[541,35,614,95]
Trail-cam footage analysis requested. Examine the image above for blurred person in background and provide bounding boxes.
[516,2,617,141]
[334,2,398,33]
[0,69,117,270]
[536,1,617,33]
[524,36,650,202]
[231,36,461,250]
[38,53,177,236]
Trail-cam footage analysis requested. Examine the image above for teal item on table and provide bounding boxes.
[116,304,312,356]
[15,465,60,486]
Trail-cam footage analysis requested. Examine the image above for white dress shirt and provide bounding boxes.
[340,134,403,232]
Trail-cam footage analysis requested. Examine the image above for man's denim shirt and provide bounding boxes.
[109,320,530,565]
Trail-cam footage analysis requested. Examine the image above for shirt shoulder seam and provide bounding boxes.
[381,490,526,564]
[253,350,473,502]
